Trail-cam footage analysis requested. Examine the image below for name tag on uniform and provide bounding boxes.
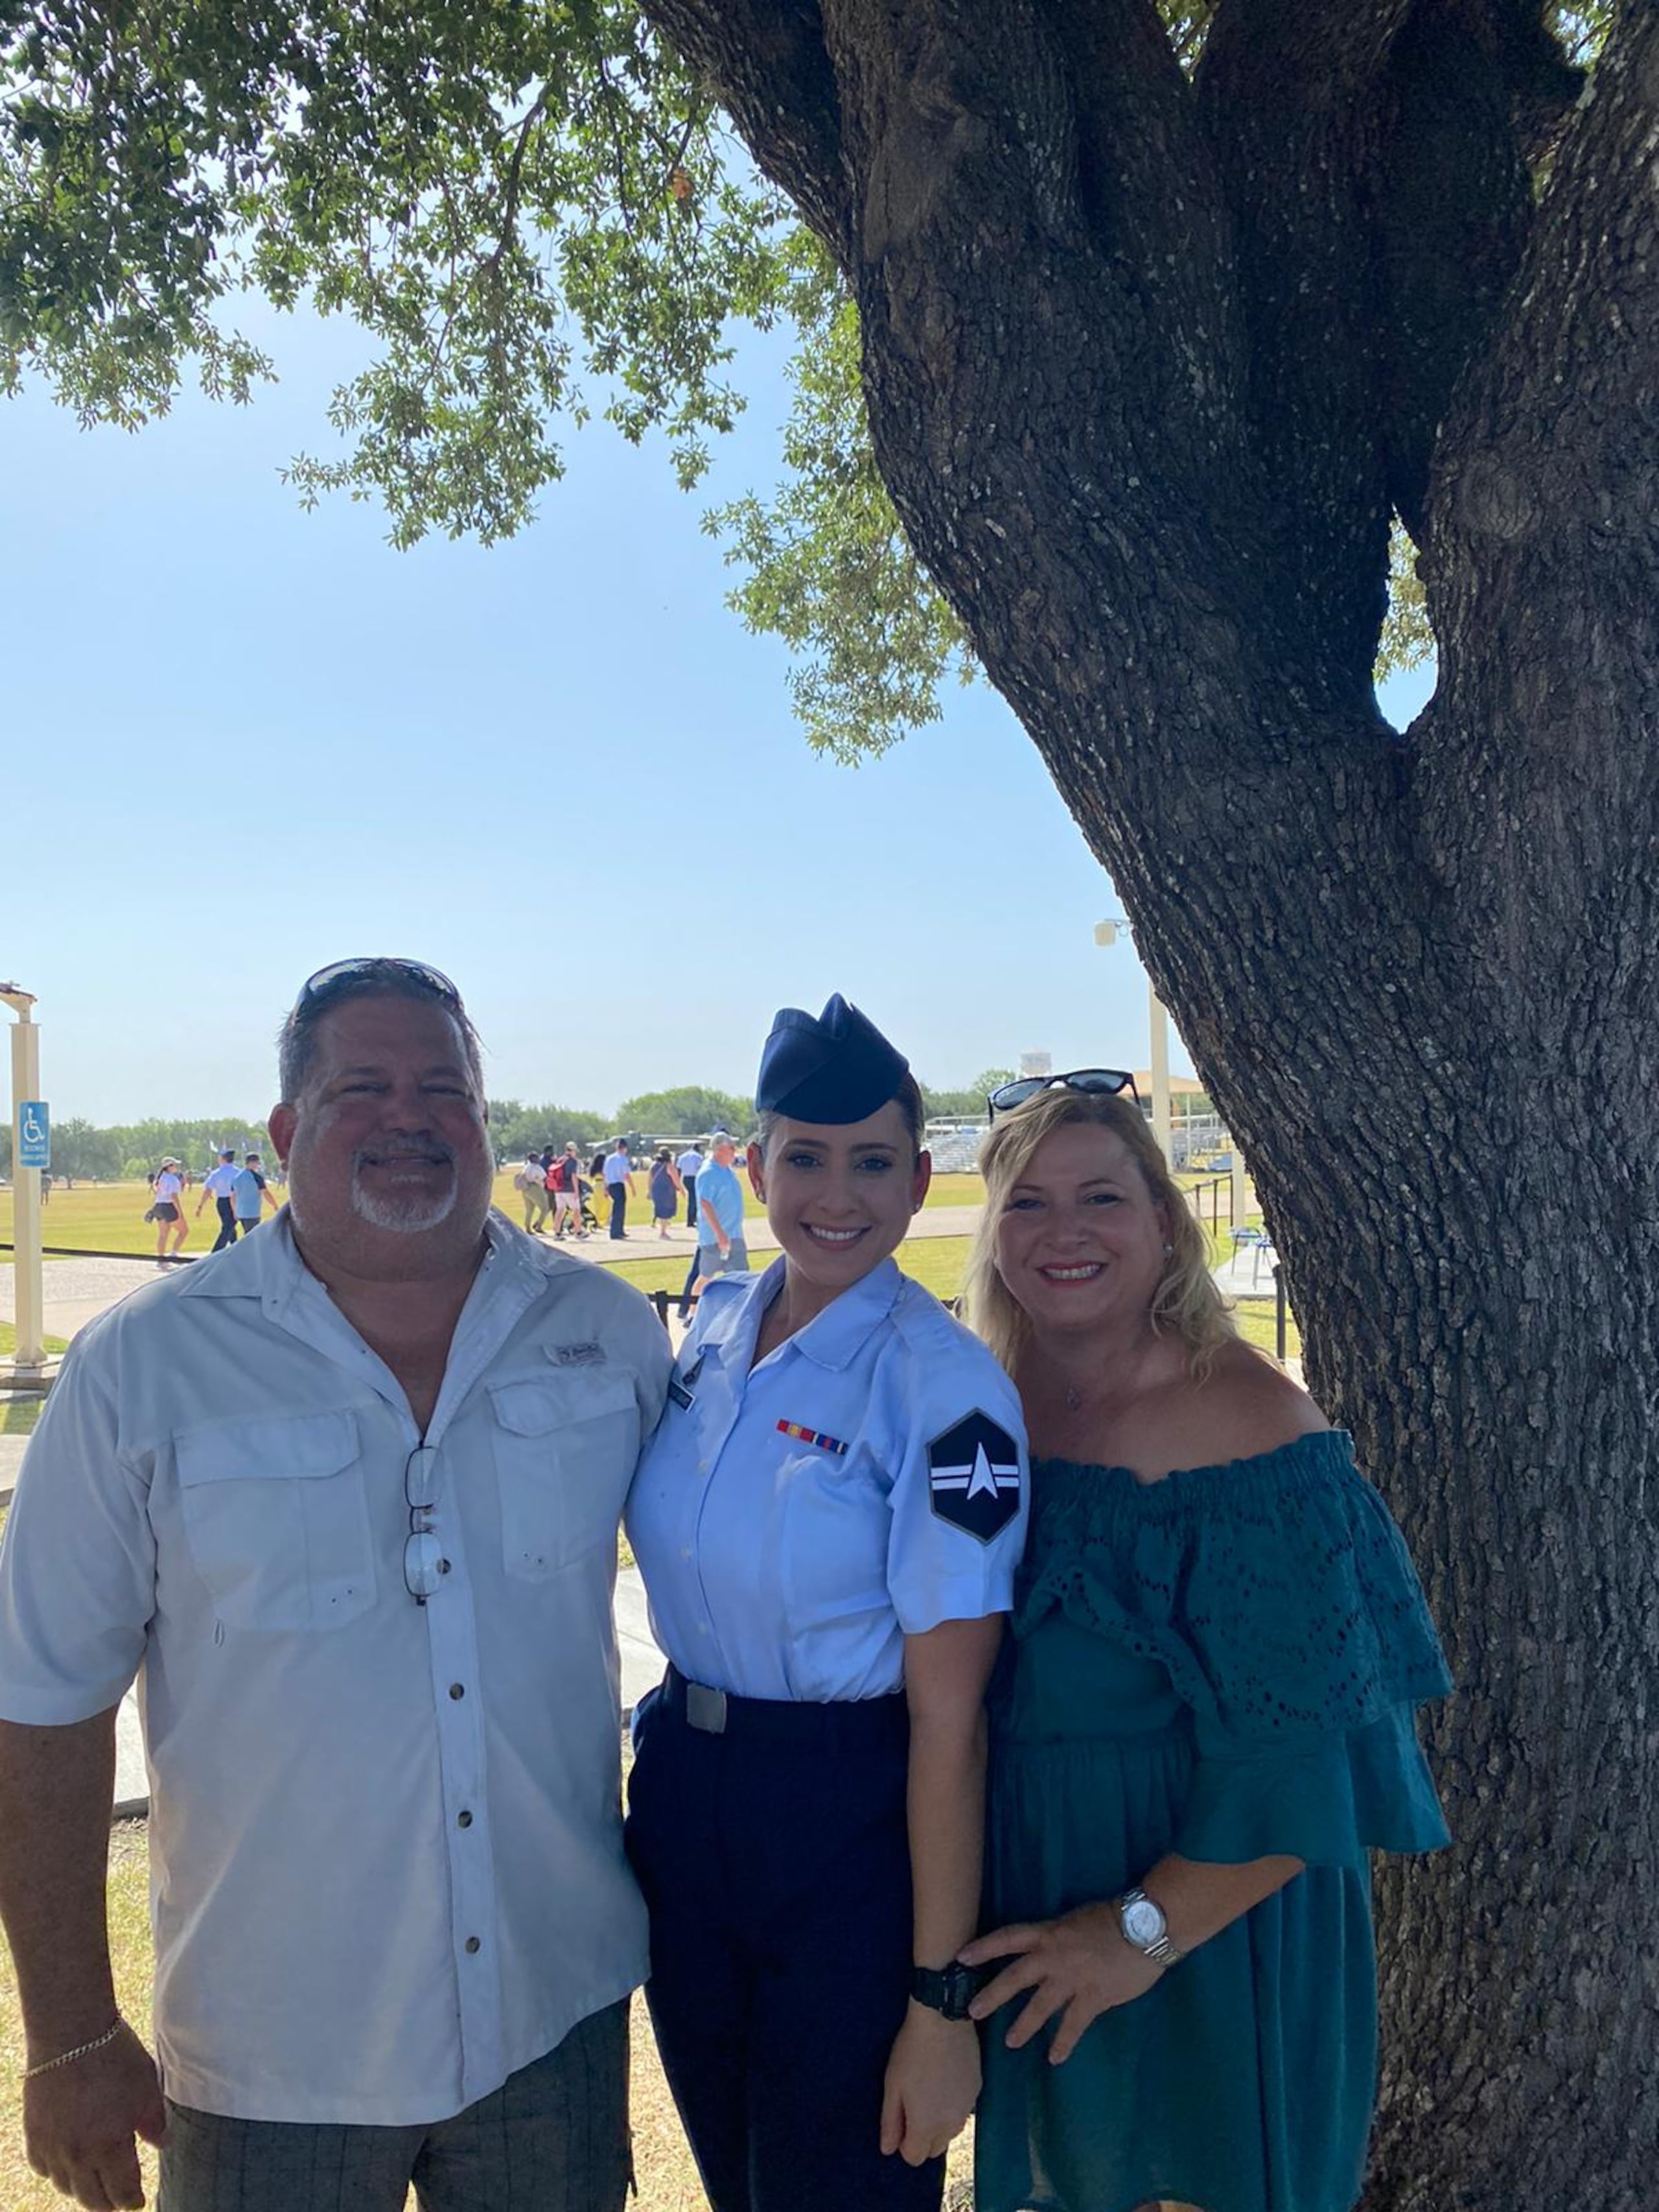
[669,1355,704,1410]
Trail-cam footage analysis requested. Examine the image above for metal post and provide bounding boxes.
[1274,1264,1287,1363]
[1148,986,1173,1160]
[8,1007,45,1371]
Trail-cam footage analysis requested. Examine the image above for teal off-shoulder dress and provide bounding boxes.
[975,1432,1452,2212]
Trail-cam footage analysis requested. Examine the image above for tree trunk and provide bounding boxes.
[642,2,1659,2200]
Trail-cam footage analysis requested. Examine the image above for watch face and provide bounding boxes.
[1121,1895,1166,1949]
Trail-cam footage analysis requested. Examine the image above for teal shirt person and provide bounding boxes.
[692,1155,743,1248]
[231,1163,267,1221]
[974,1431,1450,2212]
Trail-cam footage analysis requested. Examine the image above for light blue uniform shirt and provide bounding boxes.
[627,1257,1029,1703]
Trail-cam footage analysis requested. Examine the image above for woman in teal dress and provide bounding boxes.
[957,1080,1451,2212]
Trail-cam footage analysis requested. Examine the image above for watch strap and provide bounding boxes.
[910,1962,980,2021]
[1117,1886,1185,1967]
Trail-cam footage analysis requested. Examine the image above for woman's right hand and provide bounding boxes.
[960,1904,1164,2062]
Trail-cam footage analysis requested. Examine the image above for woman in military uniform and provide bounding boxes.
[625,995,1029,2212]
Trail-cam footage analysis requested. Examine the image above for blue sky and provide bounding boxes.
[1,297,1433,1123]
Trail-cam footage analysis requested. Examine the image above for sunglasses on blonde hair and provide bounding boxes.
[986,1068,1140,1120]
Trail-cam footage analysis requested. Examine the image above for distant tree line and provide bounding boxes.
[0,1116,273,1183]
[1,1071,1030,1180]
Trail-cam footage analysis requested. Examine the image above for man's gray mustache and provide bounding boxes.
[351,1140,455,1168]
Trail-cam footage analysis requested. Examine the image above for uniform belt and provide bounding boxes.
[657,1666,908,1747]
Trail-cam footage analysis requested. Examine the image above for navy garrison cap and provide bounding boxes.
[756,994,910,1124]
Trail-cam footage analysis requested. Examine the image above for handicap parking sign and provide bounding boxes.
[18,1102,49,1170]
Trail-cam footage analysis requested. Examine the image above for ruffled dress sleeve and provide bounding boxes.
[1015,1431,1452,1868]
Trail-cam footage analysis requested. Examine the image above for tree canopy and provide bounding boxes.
[6,1,1594,744]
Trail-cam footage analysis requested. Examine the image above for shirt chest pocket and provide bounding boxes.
[174,1411,374,1634]
[489,1372,640,1579]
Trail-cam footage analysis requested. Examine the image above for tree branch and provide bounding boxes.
[812,0,1284,724]
[641,0,853,264]
[1195,0,1422,704]
[1412,0,1659,1020]
[1371,1,1583,543]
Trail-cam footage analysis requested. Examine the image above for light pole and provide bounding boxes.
[1,982,45,1375]
[1093,921,1174,1158]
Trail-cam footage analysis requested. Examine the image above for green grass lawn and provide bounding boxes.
[0,1326,67,1439]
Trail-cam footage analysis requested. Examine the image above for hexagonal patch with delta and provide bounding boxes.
[927,1412,1022,1543]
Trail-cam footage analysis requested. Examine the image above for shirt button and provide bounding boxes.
[697,1461,708,1474]
[458,1811,473,1829]
[465,1937,481,1954]
[680,1546,692,1560]
[449,1684,465,1701]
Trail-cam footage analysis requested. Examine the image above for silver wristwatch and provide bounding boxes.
[1116,1886,1185,1968]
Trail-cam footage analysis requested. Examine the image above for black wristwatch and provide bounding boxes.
[911,1963,981,2022]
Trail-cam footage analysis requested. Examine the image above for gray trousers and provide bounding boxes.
[159,1999,630,2212]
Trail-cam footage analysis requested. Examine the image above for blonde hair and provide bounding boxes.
[962,1089,1238,1380]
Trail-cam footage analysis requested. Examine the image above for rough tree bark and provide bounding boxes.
[647,0,1658,2203]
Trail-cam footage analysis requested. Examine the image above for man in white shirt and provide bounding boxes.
[675,1142,703,1233]
[601,1140,634,1240]
[0,957,671,2212]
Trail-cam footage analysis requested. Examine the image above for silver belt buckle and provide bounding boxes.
[685,1681,728,1735]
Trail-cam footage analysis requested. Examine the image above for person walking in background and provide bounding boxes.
[682,1131,747,1314]
[0,955,671,2212]
[514,1150,551,1234]
[195,1148,242,1252]
[676,1141,703,1234]
[150,1158,189,1263]
[649,1148,682,1239]
[231,1149,278,1236]
[603,1139,634,1240]
[549,1143,588,1239]
[956,1078,1452,2212]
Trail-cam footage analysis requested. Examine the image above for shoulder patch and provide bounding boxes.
[927,1411,1022,1544]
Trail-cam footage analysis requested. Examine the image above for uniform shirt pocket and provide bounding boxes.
[174,1410,374,1633]
[489,1372,640,1579]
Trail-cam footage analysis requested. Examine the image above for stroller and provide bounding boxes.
[577,1177,601,1235]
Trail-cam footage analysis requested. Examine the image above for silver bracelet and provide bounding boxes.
[21,2019,123,2081]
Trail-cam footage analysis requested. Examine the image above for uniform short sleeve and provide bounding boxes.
[882,1305,1029,1636]
[0,1337,156,1725]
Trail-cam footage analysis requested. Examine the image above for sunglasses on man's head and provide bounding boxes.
[294,958,463,1014]
[986,1068,1141,1119]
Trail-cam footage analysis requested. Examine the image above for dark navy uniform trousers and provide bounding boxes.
[625,1669,945,2212]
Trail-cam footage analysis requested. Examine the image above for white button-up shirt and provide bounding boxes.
[0,1213,671,2125]
[627,1258,1028,1703]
